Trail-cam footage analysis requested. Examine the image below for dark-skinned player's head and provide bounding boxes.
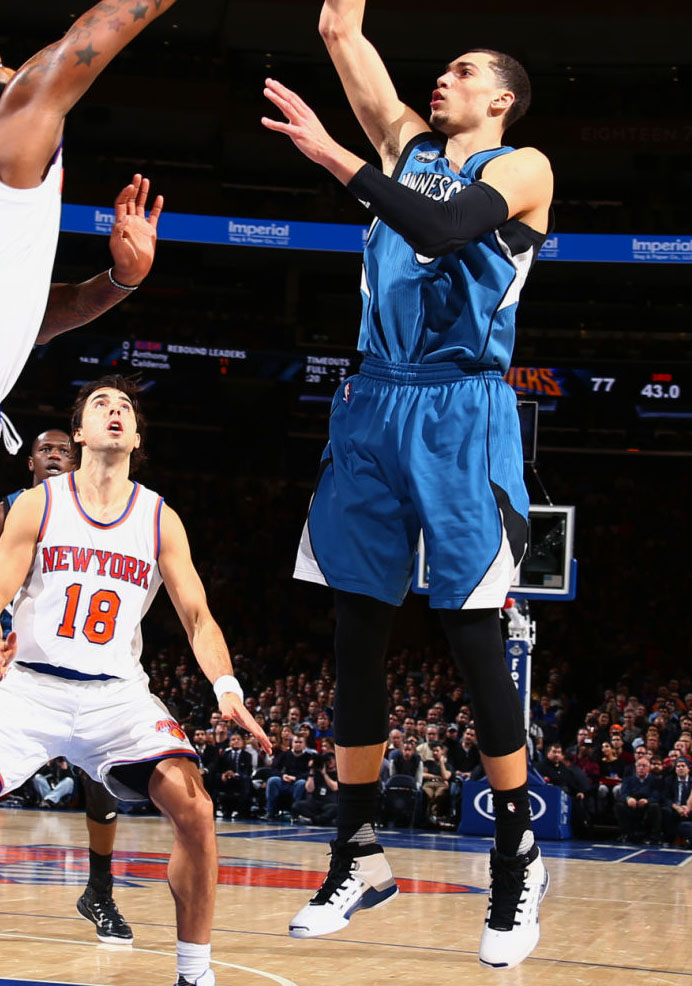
[28,430,73,485]
[70,374,147,471]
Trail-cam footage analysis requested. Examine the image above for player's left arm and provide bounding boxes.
[36,174,163,344]
[158,504,271,753]
[478,147,553,231]
[262,80,553,256]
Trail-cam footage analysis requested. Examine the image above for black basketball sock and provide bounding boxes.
[87,849,113,897]
[492,783,537,858]
[336,781,379,848]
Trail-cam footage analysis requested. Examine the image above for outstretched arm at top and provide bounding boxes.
[262,80,553,255]
[319,0,429,173]
[36,174,163,343]
[0,0,177,188]
[158,504,272,754]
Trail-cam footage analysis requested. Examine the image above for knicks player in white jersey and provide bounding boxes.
[0,0,177,452]
[0,375,272,986]
[0,428,136,945]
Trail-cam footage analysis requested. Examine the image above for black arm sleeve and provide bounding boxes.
[347,163,509,257]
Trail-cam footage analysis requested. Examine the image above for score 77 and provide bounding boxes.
[591,377,616,392]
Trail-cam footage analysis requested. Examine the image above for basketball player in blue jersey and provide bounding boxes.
[0,375,272,986]
[262,0,553,969]
[0,428,135,944]
[0,0,177,452]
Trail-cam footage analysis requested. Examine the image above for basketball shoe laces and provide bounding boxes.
[311,842,356,904]
[87,894,129,933]
[486,851,529,931]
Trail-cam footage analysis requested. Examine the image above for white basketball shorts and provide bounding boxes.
[0,663,197,801]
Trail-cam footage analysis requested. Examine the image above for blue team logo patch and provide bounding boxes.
[414,151,440,163]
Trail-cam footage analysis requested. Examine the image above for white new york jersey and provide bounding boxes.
[13,472,164,681]
[0,146,63,403]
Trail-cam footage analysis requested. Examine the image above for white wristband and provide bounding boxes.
[108,267,140,291]
[213,674,244,704]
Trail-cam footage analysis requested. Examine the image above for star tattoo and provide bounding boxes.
[75,43,100,67]
[130,2,149,20]
[108,17,126,30]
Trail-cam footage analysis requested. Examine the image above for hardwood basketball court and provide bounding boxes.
[0,807,690,986]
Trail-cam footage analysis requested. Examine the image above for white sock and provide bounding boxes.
[176,940,211,983]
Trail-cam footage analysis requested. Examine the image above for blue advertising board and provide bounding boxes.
[61,204,691,264]
[459,781,572,840]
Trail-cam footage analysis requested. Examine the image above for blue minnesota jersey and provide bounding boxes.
[358,135,547,371]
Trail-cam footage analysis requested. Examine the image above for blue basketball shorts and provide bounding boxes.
[294,358,529,609]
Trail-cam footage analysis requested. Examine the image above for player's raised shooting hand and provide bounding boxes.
[262,78,363,184]
[219,693,273,755]
[0,630,17,680]
[109,174,163,287]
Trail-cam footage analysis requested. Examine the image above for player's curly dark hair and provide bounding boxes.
[467,49,531,130]
[70,374,147,471]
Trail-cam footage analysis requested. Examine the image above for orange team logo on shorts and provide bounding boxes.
[155,719,187,742]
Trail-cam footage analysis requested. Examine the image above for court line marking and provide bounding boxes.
[0,934,298,986]
[615,849,646,862]
[0,980,112,986]
[2,919,690,977]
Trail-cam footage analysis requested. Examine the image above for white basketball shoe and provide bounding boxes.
[478,846,549,969]
[175,969,215,986]
[289,841,398,938]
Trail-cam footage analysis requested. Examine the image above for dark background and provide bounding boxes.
[1,1,690,702]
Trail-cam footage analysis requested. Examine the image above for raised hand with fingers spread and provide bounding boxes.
[109,174,164,287]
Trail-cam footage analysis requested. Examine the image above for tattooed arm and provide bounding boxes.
[36,174,163,343]
[0,0,177,188]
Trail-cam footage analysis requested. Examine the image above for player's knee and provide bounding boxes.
[334,681,389,746]
[83,773,118,825]
[171,786,215,838]
[332,591,392,745]
[440,607,525,757]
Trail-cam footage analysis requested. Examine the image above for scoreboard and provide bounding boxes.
[505,364,691,420]
[20,334,692,450]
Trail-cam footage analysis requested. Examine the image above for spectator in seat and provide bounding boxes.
[32,758,75,809]
[624,746,652,779]
[192,727,218,796]
[294,752,338,825]
[313,711,334,751]
[417,724,443,762]
[540,744,592,838]
[597,740,626,820]
[609,730,634,765]
[389,739,423,786]
[421,743,451,825]
[264,733,311,820]
[386,728,405,760]
[216,732,253,818]
[447,726,481,821]
[533,695,560,747]
[213,722,230,751]
[662,758,692,846]
[615,756,661,844]
[622,710,642,746]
